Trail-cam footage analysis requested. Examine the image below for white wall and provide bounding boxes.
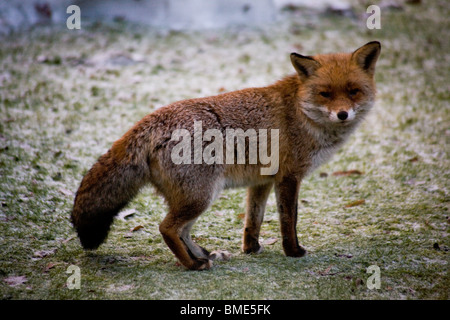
[0,0,281,34]
[0,0,353,34]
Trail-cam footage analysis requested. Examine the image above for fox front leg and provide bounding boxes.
[242,182,273,254]
[274,176,306,257]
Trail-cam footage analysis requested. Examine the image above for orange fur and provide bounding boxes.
[71,42,381,270]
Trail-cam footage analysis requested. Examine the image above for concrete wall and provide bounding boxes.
[0,0,72,34]
[76,0,276,30]
[0,0,276,34]
[0,0,352,34]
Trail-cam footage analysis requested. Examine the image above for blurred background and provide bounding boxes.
[1,0,448,300]
[1,0,364,33]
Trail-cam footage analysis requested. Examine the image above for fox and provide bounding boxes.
[71,41,381,270]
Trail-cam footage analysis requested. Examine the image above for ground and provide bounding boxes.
[0,1,449,300]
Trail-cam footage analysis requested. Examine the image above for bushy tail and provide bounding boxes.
[71,137,149,250]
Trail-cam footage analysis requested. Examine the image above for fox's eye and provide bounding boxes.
[349,88,360,97]
[319,91,331,98]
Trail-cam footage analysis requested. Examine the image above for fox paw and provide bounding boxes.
[242,243,264,255]
[189,258,213,271]
[209,250,232,261]
[284,246,307,258]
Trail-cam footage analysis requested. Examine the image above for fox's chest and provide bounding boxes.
[304,125,355,175]
[307,145,339,175]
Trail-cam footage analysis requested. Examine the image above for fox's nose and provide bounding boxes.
[337,111,348,120]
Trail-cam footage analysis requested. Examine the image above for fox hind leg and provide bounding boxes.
[180,220,210,259]
[180,222,231,262]
[159,201,217,270]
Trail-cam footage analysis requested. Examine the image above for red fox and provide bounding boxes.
[71,41,381,270]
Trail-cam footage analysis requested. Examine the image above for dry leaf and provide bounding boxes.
[319,265,335,276]
[44,262,59,272]
[324,265,333,272]
[263,237,278,245]
[344,199,365,208]
[62,236,75,244]
[4,275,27,287]
[332,170,363,176]
[33,249,57,259]
[118,209,136,221]
[59,188,74,197]
[124,225,144,238]
[131,225,144,232]
[130,255,152,261]
[237,213,245,220]
[335,253,353,259]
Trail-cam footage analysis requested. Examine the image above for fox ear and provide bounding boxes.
[290,53,321,80]
[352,41,381,76]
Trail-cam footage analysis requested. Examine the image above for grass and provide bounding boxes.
[0,1,449,300]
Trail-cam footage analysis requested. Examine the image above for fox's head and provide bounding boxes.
[291,41,381,126]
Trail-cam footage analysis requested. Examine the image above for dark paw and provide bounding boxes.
[189,258,212,271]
[284,246,306,257]
[242,242,264,255]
